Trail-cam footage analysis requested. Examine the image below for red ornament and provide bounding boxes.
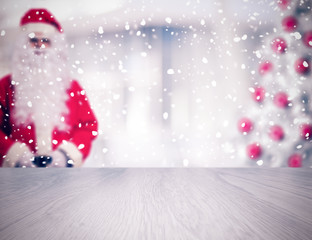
[303,31,312,48]
[246,143,262,160]
[288,154,302,167]
[300,124,312,140]
[282,16,298,32]
[269,125,284,141]
[294,58,310,75]
[271,37,287,53]
[274,92,289,108]
[238,118,253,134]
[259,61,273,75]
[252,87,266,102]
[277,0,290,9]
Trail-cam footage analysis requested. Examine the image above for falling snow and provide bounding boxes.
[165,17,172,24]
[98,26,104,34]
[167,69,174,75]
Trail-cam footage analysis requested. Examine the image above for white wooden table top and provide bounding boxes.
[0,168,312,240]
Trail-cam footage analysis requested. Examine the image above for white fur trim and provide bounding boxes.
[2,142,32,167]
[57,142,83,167]
[35,126,53,155]
[21,23,57,35]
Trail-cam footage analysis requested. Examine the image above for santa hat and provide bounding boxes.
[20,8,63,34]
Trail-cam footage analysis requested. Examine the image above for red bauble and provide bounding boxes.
[288,154,302,167]
[252,87,265,102]
[269,125,284,141]
[246,143,262,160]
[294,58,310,75]
[274,92,289,108]
[300,124,312,140]
[238,118,253,134]
[271,37,287,53]
[303,31,312,48]
[259,61,273,75]
[277,0,290,9]
[282,16,298,32]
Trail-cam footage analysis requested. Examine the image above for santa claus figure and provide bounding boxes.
[0,9,98,167]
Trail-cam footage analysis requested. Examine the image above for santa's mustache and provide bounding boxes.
[29,47,50,58]
[33,49,46,56]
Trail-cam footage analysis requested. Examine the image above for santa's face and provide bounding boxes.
[27,31,53,57]
[28,32,51,50]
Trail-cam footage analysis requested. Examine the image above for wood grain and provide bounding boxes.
[0,168,312,240]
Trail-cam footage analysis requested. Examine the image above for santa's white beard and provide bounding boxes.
[11,34,71,134]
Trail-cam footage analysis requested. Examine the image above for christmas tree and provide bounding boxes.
[236,0,312,167]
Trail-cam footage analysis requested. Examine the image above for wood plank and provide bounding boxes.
[0,169,311,239]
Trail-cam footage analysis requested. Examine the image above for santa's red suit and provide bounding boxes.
[0,74,98,167]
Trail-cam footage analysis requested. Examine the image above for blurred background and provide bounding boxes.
[0,0,279,167]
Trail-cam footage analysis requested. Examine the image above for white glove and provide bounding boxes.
[48,150,68,168]
[17,153,35,168]
[3,142,35,168]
